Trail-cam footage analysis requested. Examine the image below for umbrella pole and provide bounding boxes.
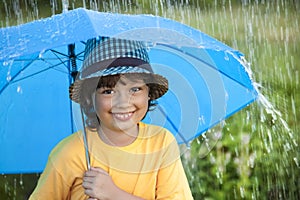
[66,41,91,170]
[80,106,91,170]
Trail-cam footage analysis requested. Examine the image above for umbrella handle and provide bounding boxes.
[80,106,91,170]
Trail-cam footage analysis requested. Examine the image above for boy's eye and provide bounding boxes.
[130,87,141,93]
[99,88,114,94]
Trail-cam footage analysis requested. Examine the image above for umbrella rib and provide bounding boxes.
[157,105,189,145]
[11,48,70,83]
[76,51,85,61]
[50,49,71,72]
[0,56,38,95]
[11,60,69,83]
[1,48,85,93]
[50,48,85,72]
[50,49,68,57]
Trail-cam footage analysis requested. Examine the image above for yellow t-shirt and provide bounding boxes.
[29,122,193,200]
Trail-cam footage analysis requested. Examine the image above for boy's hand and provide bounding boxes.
[83,167,144,200]
[83,167,117,200]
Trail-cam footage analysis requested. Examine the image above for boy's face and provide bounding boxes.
[94,76,149,134]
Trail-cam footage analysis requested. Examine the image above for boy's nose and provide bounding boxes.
[113,91,132,107]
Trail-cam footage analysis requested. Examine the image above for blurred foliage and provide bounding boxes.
[0,0,299,199]
[0,174,39,199]
[180,2,300,199]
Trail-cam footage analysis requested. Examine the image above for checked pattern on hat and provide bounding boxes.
[83,37,150,69]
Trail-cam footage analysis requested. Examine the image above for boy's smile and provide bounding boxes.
[112,112,134,121]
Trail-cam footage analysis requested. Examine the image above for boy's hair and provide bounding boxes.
[80,73,158,130]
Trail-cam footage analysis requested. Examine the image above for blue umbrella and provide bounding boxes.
[0,8,258,174]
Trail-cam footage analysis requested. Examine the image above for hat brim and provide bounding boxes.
[69,72,168,104]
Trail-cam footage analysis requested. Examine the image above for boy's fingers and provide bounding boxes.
[84,170,97,177]
[90,167,109,176]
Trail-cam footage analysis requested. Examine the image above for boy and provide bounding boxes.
[30,37,193,199]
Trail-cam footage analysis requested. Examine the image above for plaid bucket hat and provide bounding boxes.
[69,37,168,103]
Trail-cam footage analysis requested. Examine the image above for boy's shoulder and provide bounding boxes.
[49,131,85,159]
[140,122,170,132]
[139,122,176,142]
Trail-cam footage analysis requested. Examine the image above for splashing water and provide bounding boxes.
[176,2,299,199]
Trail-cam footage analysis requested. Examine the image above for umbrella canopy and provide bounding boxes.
[0,8,258,174]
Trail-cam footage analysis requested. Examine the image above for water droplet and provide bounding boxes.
[19,174,23,186]
[17,85,22,94]
[6,74,11,82]
[3,60,13,66]
[224,52,230,61]
[39,50,46,58]
[293,157,299,168]
[198,115,205,125]
[248,153,256,168]
[240,186,245,198]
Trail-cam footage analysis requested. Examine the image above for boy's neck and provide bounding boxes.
[97,124,139,147]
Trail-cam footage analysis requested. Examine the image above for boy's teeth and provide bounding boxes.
[114,112,133,120]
